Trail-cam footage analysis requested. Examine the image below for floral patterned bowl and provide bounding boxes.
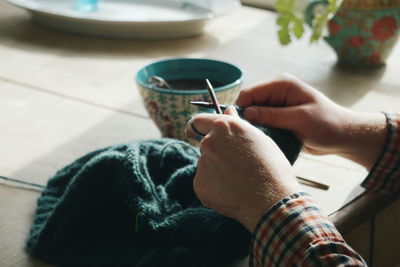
[135,58,242,141]
[325,0,400,67]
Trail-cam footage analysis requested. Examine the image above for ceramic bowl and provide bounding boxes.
[136,58,243,141]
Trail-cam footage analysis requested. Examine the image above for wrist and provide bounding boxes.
[337,111,387,170]
[239,185,299,233]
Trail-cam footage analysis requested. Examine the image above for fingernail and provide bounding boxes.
[225,105,238,116]
[245,108,258,121]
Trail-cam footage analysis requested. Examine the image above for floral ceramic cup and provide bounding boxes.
[136,58,242,141]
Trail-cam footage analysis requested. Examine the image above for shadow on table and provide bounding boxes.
[319,64,387,107]
[0,7,220,58]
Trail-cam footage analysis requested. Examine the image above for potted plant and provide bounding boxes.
[276,0,400,67]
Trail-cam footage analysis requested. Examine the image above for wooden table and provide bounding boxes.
[0,1,399,266]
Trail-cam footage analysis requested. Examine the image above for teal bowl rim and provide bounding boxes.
[135,58,243,95]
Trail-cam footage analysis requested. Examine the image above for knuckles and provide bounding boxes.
[236,90,248,104]
[199,135,216,155]
[213,117,245,134]
[199,117,248,152]
[213,119,231,132]
[297,105,314,122]
[227,119,247,135]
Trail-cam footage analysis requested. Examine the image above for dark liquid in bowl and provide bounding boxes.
[167,79,225,90]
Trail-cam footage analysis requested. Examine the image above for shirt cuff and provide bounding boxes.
[362,112,400,195]
[249,192,364,267]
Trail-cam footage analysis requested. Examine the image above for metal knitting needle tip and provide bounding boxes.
[205,79,223,115]
[190,101,211,105]
[189,101,214,108]
[190,101,231,112]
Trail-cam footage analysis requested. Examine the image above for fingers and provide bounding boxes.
[242,106,302,131]
[302,146,325,155]
[236,74,314,107]
[185,113,221,139]
[236,80,293,107]
[185,106,241,139]
[224,106,239,116]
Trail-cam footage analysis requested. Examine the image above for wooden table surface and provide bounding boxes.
[0,1,399,266]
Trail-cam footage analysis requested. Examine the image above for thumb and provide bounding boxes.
[243,106,300,131]
[224,106,240,117]
[185,113,221,139]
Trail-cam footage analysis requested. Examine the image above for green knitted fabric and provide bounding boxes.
[26,139,250,267]
[27,137,300,267]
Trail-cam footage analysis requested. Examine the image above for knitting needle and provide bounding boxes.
[190,101,228,110]
[205,79,223,115]
[190,101,244,112]
[190,102,330,190]
[191,99,329,190]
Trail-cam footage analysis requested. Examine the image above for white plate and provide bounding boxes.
[6,0,240,39]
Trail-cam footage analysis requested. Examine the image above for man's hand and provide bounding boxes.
[236,74,387,170]
[185,107,300,232]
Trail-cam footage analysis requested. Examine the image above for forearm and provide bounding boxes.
[361,112,400,194]
[337,111,387,170]
[250,193,366,267]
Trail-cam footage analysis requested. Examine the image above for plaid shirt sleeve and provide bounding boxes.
[249,112,399,266]
[249,192,366,267]
[361,112,400,195]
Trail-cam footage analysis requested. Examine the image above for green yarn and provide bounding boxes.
[26,139,250,267]
[134,211,144,232]
[26,136,300,267]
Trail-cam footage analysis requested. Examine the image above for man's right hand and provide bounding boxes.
[236,74,387,170]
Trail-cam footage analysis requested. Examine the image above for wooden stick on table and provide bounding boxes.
[296,176,330,190]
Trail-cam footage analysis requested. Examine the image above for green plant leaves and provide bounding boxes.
[292,17,304,38]
[278,29,291,44]
[276,0,339,45]
[277,13,291,44]
[276,0,296,12]
[276,0,304,45]
[310,0,340,43]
